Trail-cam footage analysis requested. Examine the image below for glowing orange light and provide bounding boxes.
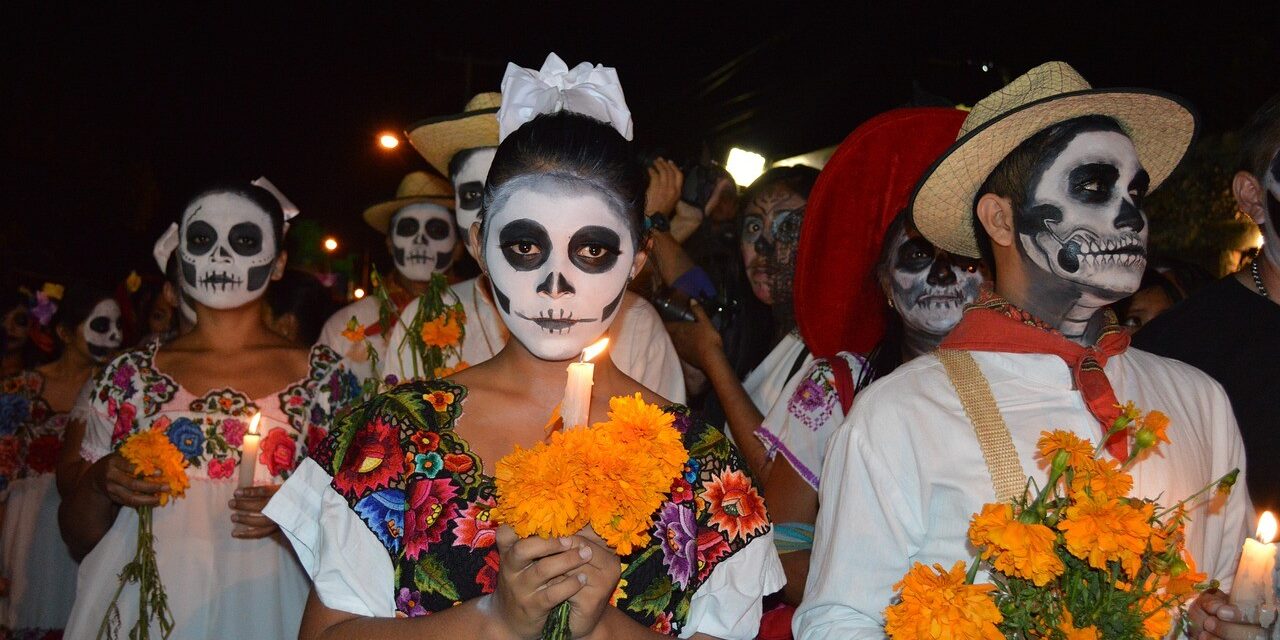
[353,288,366,299]
[378,133,400,149]
[1258,511,1277,544]
[582,338,609,363]
[322,237,338,252]
[248,412,262,436]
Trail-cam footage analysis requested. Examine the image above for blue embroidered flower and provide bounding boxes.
[354,488,405,554]
[166,418,205,460]
[0,394,30,436]
[412,452,444,478]
[682,456,701,484]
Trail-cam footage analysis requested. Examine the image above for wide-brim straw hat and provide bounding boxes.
[407,92,502,178]
[362,171,455,234]
[911,61,1198,258]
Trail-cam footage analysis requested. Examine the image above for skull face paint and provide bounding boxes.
[1017,130,1149,304]
[390,203,457,282]
[81,298,122,363]
[179,192,278,310]
[452,147,498,238]
[484,183,635,361]
[887,225,986,336]
[1258,151,1280,269]
[741,185,806,305]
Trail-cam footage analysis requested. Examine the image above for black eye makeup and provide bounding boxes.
[426,218,452,241]
[568,226,622,274]
[228,222,264,256]
[457,181,484,210]
[1067,163,1120,205]
[742,214,764,245]
[1127,169,1150,208]
[498,218,552,271]
[895,237,936,273]
[185,220,217,255]
[394,217,420,238]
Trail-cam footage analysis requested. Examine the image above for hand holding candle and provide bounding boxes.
[1230,511,1278,628]
[560,338,608,430]
[238,412,262,488]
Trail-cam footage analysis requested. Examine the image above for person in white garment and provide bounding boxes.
[315,171,458,383]
[794,62,1255,639]
[265,54,782,640]
[390,92,687,401]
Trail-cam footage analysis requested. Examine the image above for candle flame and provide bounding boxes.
[248,412,262,436]
[581,338,609,363]
[1258,511,1277,544]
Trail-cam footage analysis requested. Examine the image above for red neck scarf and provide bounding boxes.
[939,292,1131,460]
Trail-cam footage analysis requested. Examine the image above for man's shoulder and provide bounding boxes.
[1120,347,1230,398]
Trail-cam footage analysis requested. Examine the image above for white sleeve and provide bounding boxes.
[615,295,687,404]
[317,306,351,353]
[80,386,115,464]
[793,406,923,639]
[264,458,396,617]
[1196,384,1253,591]
[681,531,786,639]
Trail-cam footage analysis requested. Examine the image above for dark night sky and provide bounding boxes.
[4,2,1278,286]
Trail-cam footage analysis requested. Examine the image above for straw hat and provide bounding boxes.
[911,61,1197,258]
[407,93,502,178]
[362,171,455,234]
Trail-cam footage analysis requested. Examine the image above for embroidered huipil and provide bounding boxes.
[793,333,1252,637]
[265,380,784,638]
[0,371,80,634]
[63,342,358,640]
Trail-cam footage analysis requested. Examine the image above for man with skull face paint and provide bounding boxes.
[268,55,781,640]
[60,182,359,639]
[387,92,686,401]
[0,283,119,634]
[797,63,1252,638]
[316,171,459,383]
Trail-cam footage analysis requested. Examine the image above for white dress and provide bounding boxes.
[63,342,356,640]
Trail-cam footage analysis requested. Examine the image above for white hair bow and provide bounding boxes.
[497,53,633,142]
[153,177,299,272]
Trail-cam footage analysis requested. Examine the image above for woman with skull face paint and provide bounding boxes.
[0,282,120,634]
[267,81,783,639]
[58,183,359,639]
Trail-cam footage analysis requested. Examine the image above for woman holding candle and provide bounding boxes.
[266,54,783,640]
[56,181,358,639]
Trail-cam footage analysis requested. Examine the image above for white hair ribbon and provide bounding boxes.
[497,52,633,142]
[153,222,180,272]
[252,176,300,235]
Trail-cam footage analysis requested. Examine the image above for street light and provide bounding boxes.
[323,237,338,253]
[353,287,366,300]
[725,147,766,186]
[378,133,400,150]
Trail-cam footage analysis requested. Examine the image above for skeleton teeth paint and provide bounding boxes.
[484,181,634,361]
[1016,130,1149,303]
[452,147,497,238]
[81,298,122,363]
[179,192,278,310]
[888,225,986,335]
[390,203,457,281]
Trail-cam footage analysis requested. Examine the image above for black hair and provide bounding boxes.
[480,111,648,248]
[178,183,287,252]
[741,165,821,206]
[448,146,497,181]
[970,115,1127,274]
[48,280,116,354]
[1237,93,1280,178]
[875,209,914,284]
[265,269,333,345]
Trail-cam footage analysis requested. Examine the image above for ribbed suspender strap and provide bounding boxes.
[935,348,1027,503]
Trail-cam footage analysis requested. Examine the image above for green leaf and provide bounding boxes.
[415,555,461,601]
[688,427,727,460]
[626,576,673,617]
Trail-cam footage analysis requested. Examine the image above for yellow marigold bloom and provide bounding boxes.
[1058,610,1101,640]
[420,314,462,348]
[1139,594,1172,639]
[492,430,590,538]
[1135,410,1171,448]
[1037,430,1094,469]
[119,430,189,506]
[884,561,1003,640]
[342,317,365,343]
[1059,493,1154,578]
[1070,457,1134,499]
[968,503,1064,586]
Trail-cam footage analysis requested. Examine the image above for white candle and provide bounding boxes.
[1231,511,1278,627]
[238,412,262,488]
[560,339,608,430]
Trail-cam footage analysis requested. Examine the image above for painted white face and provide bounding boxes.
[1017,130,1150,305]
[178,192,278,310]
[484,183,635,361]
[1260,151,1280,268]
[82,299,122,363]
[452,147,497,242]
[390,203,457,282]
[887,226,986,336]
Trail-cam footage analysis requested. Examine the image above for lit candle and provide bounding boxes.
[560,338,608,430]
[238,413,262,488]
[1230,511,1278,627]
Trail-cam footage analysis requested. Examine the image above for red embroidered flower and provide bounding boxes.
[306,426,326,453]
[403,477,460,560]
[25,434,60,474]
[410,430,440,452]
[333,417,405,497]
[476,548,500,594]
[451,496,497,550]
[220,418,246,446]
[443,452,474,473]
[207,457,236,480]
[108,399,137,444]
[650,611,673,634]
[260,427,298,477]
[150,415,172,434]
[668,476,693,505]
[702,469,768,542]
[0,438,20,478]
[696,528,731,581]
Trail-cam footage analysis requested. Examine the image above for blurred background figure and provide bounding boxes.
[0,290,32,377]
[1112,258,1213,333]
[264,269,334,347]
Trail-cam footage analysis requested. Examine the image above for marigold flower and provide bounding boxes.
[1059,493,1154,578]
[341,317,365,343]
[968,503,1064,586]
[420,314,462,348]
[1058,610,1101,640]
[118,430,189,506]
[1070,457,1134,499]
[1139,594,1173,639]
[1037,430,1094,470]
[1139,410,1171,445]
[884,561,1003,640]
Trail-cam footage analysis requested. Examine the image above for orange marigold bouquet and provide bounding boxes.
[99,430,190,640]
[885,403,1240,640]
[493,393,687,639]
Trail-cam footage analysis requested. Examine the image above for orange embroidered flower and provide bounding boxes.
[420,313,462,348]
[967,503,1064,586]
[1058,493,1154,577]
[1037,430,1094,469]
[1070,457,1134,499]
[423,390,455,412]
[701,469,768,543]
[118,430,189,505]
[884,561,1003,640]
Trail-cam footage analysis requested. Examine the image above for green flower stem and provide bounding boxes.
[541,600,572,640]
[1155,468,1240,520]
[620,546,660,580]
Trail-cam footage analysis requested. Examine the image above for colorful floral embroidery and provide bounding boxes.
[787,360,837,432]
[313,380,769,635]
[0,371,74,487]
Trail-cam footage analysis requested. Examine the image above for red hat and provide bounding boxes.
[794,107,967,360]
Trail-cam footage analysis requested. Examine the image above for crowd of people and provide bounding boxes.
[0,53,1275,639]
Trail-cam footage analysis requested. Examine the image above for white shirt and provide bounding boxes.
[317,297,385,384]
[386,277,687,403]
[794,348,1252,639]
[731,332,810,448]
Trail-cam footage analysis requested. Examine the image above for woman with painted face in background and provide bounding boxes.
[0,281,120,635]
[266,55,782,640]
[57,182,358,639]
